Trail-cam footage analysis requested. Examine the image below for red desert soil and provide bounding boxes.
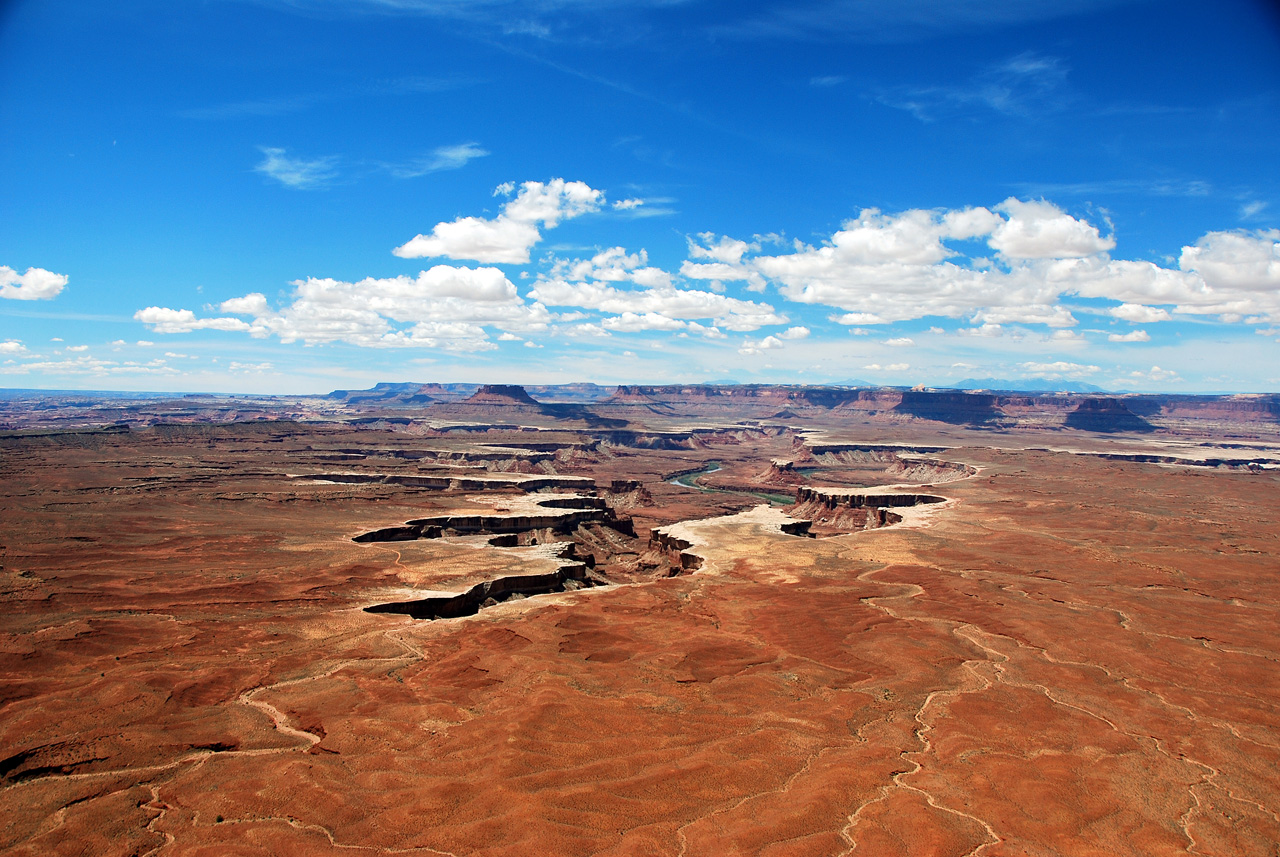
[1,406,1278,855]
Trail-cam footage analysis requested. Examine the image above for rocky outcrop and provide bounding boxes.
[327,382,435,406]
[352,500,634,544]
[365,550,598,620]
[758,460,806,486]
[1065,398,1155,433]
[792,487,946,508]
[787,487,946,535]
[464,384,541,406]
[895,390,1001,425]
[300,473,594,492]
[648,529,704,571]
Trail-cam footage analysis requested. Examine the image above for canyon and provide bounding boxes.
[1,383,1279,855]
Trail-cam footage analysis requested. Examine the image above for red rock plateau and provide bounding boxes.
[2,383,1279,855]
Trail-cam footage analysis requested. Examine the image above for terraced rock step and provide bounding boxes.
[364,562,599,620]
[301,473,594,491]
[352,499,633,544]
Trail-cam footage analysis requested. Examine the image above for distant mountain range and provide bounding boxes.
[943,378,1108,394]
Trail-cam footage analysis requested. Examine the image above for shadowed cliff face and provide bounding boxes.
[1065,398,1155,433]
[895,391,1001,425]
[464,384,541,406]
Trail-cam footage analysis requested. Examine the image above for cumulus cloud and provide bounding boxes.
[0,340,28,355]
[394,178,603,264]
[1019,361,1099,379]
[602,312,687,332]
[831,312,886,325]
[680,233,766,290]
[885,337,914,346]
[1125,365,1180,383]
[701,203,1280,327]
[137,265,551,350]
[1179,229,1280,293]
[778,326,810,339]
[1109,330,1151,342]
[1110,303,1172,323]
[134,307,253,334]
[738,334,785,354]
[1,266,68,300]
[551,246,672,288]
[255,147,338,189]
[863,363,909,371]
[989,199,1113,259]
[530,252,785,331]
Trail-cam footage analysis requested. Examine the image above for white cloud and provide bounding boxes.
[551,246,673,288]
[1108,330,1150,342]
[228,361,274,373]
[1179,229,1280,293]
[65,344,89,352]
[738,335,784,354]
[530,276,784,331]
[612,198,644,210]
[0,355,179,376]
[971,303,1077,328]
[831,312,886,325]
[685,321,726,339]
[138,266,548,351]
[885,337,914,346]
[134,307,253,333]
[395,178,603,264]
[988,198,1114,259]
[1050,329,1087,343]
[602,312,687,332]
[680,233,767,291]
[0,340,27,355]
[688,233,757,264]
[497,331,522,341]
[778,326,810,339]
[701,203,1280,328]
[1240,201,1268,220]
[564,323,611,338]
[959,323,1005,337]
[1,266,68,300]
[1019,361,1099,379]
[1125,365,1180,383]
[255,147,338,189]
[389,143,489,178]
[863,362,909,371]
[1110,303,1172,323]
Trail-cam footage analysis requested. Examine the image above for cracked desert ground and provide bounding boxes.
[2,387,1279,856]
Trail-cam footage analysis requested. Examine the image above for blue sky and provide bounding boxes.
[2,0,1279,394]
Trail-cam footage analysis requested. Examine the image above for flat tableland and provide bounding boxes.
[2,386,1278,855]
